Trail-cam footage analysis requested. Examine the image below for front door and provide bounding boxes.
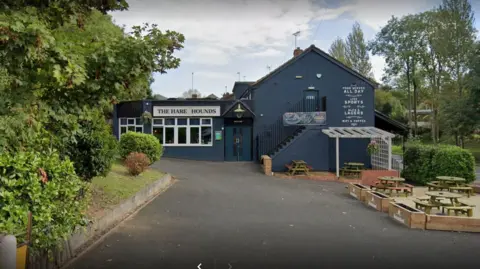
[303,90,319,112]
[225,126,252,161]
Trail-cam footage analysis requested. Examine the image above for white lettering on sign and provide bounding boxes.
[153,106,220,117]
[393,213,406,224]
[342,84,367,127]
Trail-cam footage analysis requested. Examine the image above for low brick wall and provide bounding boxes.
[388,202,426,229]
[425,214,480,233]
[360,170,400,186]
[348,183,370,202]
[28,174,174,269]
[261,155,272,176]
[364,191,391,212]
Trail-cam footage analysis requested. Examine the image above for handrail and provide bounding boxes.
[257,99,305,158]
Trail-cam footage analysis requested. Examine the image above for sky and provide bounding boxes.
[110,0,480,98]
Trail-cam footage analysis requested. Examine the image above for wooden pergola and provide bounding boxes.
[322,127,396,178]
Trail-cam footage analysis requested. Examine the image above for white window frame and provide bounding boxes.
[151,117,213,147]
[119,117,143,139]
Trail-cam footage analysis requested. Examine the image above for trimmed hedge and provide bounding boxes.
[119,132,162,163]
[402,143,476,184]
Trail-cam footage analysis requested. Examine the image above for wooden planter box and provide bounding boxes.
[348,183,369,202]
[388,202,426,229]
[364,191,391,212]
[425,215,480,233]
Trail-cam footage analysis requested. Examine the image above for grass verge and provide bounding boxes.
[87,161,165,218]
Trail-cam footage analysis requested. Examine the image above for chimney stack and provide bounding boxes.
[293,47,303,57]
[191,94,198,99]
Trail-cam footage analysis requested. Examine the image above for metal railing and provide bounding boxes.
[257,99,306,159]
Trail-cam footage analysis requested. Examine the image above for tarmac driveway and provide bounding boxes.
[68,159,480,269]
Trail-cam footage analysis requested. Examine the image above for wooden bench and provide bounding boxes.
[285,164,293,170]
[427,182,449,191]
[443,206,474,217]
[340,168,361,177]
[385,186,412,197]
[413,199,440,214]
[449,186,475,198]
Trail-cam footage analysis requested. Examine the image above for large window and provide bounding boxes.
[151,118,213,146]
[119,117,143,138]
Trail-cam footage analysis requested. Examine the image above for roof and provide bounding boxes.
[322,127,395,138]
[241,44,378,98]
[221,99,255,117]
[374,110,408,134]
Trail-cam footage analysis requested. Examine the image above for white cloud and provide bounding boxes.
[194,71,235,80]
[245,48,284,58]
[111,0,353,66]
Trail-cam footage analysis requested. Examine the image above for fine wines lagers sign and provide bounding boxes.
[153,106,221,117]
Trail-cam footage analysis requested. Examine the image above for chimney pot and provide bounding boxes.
[293,47,303,57]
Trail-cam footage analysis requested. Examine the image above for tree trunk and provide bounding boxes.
[406,63,412,136]
[412,62,418,137]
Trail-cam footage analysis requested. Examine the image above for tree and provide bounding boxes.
[375,89,407,123]
[437,0,476,146]
[369,15,425,136]
[182,89,202,98]
[328,37,351,67]
[346,22,373,78]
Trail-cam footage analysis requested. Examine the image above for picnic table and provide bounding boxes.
[428,176,474,197]
[340,162,364,177]
[419,191,474,216]
[373,176,413,196]
[285,160,311,176]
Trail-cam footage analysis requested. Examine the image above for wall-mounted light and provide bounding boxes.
[234,104,245,118]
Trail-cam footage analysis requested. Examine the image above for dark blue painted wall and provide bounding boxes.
[161,118,225,161]
[327,138,372,172]
[252,49,375,170]
[271,127,330,172]
[232,82,251,99]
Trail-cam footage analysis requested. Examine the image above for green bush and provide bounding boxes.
[0,150,88,254]
[64,109,118,181]
[119,132,162,163]
[402,143,476,184]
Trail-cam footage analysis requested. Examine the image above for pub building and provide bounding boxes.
[113,45,407,172]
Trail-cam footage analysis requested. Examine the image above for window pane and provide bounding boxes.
[135,126,143,132]
[128,126,135,131]
[165,119,175,125]
[127,119,135,125]
[153,127,164,144]
[153,119,163,125]
[135,118,142,125]
[120,126,127,134]
[177,118,187,125]
[189,118,200,125]
[201,126,212,144]
[120,118,127,125]
[190,127,200,144]
[165,127,174,144]
[201,119,211,125]
[178,127,187,144]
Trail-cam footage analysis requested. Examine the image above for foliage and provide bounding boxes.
[328,37,350,67]
[375,89,407,122]
[366,140,379,155]
[402,143,475,184]
[64,108,118,181]
[182,89,202,98]
[119,132,162,163]
[141,111,153,124]
[345,22,373,78]
[0,150,88,254]
[124,152,151,176]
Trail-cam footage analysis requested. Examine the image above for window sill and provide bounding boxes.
[163,144,213,147]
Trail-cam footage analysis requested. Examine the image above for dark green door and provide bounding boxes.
[225,126,252,161]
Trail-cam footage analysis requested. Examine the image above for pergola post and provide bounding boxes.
[336,137,339,178]
[387,136,392,170]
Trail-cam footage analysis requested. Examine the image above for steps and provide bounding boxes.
[268,126,306,158]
